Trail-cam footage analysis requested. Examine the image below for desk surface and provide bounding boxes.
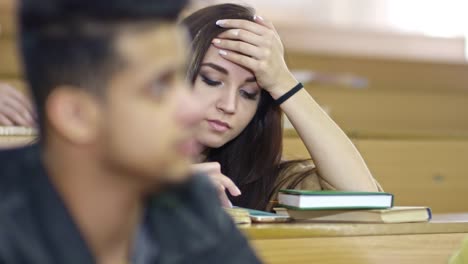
[243,218,468,264]
[243,220,468,239]
[0,127,36,148]
[0,135,35,149]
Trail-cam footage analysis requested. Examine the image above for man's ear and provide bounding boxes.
[46,86,101,144]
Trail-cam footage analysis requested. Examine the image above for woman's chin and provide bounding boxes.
[197,135,229,149]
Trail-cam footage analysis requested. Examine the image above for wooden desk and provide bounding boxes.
[242,220,468,264]
[0,127,37,149]
[0,135,35,149]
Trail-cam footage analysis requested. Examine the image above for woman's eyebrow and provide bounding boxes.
[245,77,257,83]
[201,62,256,84]
[201,63,228,75]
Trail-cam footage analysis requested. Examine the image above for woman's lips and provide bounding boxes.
[207,119,231,132]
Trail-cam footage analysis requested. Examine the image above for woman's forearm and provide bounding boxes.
[277,86,379,191]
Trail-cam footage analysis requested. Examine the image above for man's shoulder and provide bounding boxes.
[0,145,38,199]
[0,146,43,262]
[147,176,261,263]
[151,175,226,225]
[173,175,232,224]
[0,147,34,190]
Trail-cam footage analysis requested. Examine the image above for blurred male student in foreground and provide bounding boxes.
[0,0,260,263]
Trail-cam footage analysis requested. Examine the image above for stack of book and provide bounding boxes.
[224,207,251,224]
[275,190,431,223]
[225,206,291,223]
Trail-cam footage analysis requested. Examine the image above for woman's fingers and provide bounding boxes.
[210,180,232,208]
[215,16,292,94]
[0,113,14,126]
[1,93,35,126]
[216,173,241,196]
[208,173,241,197]
[0,84,35,126]
[212,38,263,59]
[216,19,267,36]
[218,191,233,208]
[0,103,30,126]
[191,162,221,174]
[3,85,34,115]
[191,162,241,196]
[218,49,259,72]
[253,15,276,30]
[216,29,264,47]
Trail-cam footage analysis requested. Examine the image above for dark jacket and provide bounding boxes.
[0,145,261,264]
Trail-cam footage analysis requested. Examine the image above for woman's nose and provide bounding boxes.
[216,87,237,114]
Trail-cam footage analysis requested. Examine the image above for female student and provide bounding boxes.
[183,4,382,211]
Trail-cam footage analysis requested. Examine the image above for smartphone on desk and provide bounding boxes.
[234,207,291,223]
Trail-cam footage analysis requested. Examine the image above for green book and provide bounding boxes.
[278,189,394,210]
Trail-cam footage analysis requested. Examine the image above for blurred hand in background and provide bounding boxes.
[0,83,35,127]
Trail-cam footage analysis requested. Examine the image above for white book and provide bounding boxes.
[278,190,393,210]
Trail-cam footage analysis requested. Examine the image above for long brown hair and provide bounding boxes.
[182,4,314,210]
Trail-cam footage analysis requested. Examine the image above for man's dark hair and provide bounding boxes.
[19,0,188,136]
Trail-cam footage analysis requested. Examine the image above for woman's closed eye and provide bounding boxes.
[200,74,223,87]
[240,89,259,100]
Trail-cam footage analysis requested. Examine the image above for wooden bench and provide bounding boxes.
[0,4,15,37]
[302,86,468,136]
[283,135,468,213]
[287,52,468,94]
[0,37,20,78]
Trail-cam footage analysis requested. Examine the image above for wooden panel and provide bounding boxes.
[0,78,27,94]
[0,9,15,37]
[307,87,468,136]
[283,137,468,213]
[0,0,15,10]
[282,136,310,160]
[280,25,466,63]
[250,233,466,264]
[354,139,468,213]
[0,37,20,77]
[0,0,16,37]
[288,52,468,94]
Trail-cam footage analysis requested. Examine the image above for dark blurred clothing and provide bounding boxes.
[0,145,261,264]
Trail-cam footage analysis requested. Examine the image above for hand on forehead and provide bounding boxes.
[209,15,294,94]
